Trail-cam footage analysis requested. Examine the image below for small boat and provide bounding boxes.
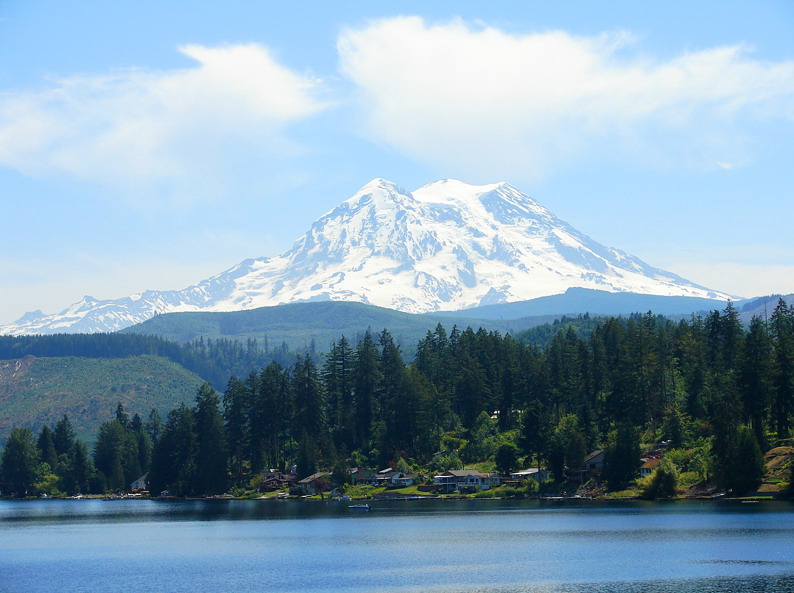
[348,504,371,511]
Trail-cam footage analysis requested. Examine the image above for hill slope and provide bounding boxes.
[123,300,558,351]
[0,355,206,444]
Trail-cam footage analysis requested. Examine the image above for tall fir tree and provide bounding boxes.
[194,383,228,495]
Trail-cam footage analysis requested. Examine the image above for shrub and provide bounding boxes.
[640,458,678,499]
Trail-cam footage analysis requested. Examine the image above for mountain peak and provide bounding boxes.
[358,177,408,195]
[0,179,731,335]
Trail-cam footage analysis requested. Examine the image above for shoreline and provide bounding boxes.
[1,492,786,503]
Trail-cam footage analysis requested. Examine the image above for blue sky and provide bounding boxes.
[1,1,793,325]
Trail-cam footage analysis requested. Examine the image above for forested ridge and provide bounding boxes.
[2,299,793,498]
[0,332,300,389]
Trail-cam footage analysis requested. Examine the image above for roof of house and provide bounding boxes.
[584,450,605,462]
[640,459,661,470]
[437,470,493,479]
[297,471,331,484]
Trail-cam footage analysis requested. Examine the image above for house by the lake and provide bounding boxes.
[568,450,605,482]
[258,470,297,492]
[297,471,332,495]
[639,458,660,478]
[130,473,148,491]
[509,468,549,483]
[348,467,376,485]
[392,474,418,488]
[433,470,501,494]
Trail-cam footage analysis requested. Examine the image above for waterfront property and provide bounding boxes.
[433,470,501,494]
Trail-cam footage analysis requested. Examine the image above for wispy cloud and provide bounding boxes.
[0,44,328,203]
[338,17,794,180]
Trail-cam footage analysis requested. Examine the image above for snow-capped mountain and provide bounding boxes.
[1,179,730,335]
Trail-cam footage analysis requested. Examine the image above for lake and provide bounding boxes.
[2,499,793,593]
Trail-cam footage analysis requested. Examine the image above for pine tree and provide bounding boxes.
[353,331,380,450]
[53,415,75,457]
[292,355,330,466]
[144,408,162,443]
[115,402,131,429]
[149,404,195,496]
[603,425,640,488]
[258,361,292,470]
[740,316,773,445]
[377,329,411,459]
[771,299,794,437]
[36,425,58,471]
[730,426,765,495]
[1,428,41,497]
[93,421,126,491]
[223,376,248,486]
[194,383,227,496]
[323,336,355,452]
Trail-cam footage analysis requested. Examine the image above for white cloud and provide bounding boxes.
[0,44,328,202]
[338,17,794,180]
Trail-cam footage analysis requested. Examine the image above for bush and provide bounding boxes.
[640,458,678,499]
[665,448,695,471]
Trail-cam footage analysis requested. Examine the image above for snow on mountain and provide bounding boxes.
[1,178,730,335]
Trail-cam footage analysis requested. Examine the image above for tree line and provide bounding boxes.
[0,332,301,389]
[2,300,793,497]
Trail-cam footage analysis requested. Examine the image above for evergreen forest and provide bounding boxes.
[2,299,793,499]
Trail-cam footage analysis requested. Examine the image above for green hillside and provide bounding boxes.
[123,301,557,351]
[0,355,206,444]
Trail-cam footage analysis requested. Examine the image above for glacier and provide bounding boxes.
[0,178,729,335]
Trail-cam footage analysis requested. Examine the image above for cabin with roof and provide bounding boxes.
[639,458,660,478]
[258,470,297,492]
[297,471,332,495]
[583,450,605,472]
[348,467,376,485]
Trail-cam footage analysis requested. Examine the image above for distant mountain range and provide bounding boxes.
[1,178,734,336]
[121,290,735,353]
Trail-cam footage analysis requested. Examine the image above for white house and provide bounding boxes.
[433,470,500,493]
[130,473,148,491]
[509,468,549,482]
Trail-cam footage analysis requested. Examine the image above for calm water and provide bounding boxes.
[2,499,793,593]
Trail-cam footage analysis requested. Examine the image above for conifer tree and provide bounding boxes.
[353,331,380,449]
[771,299,794,437]
[323,336,355,452]
[194,383,227,495]
[36,425,58,471]
[1,428,40,497]
[144,408,162,444]
[291,355,330,463]
[741,316,773,444]
[223,376,248,485]
[53,415,75,457]
[603,425,640,488]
